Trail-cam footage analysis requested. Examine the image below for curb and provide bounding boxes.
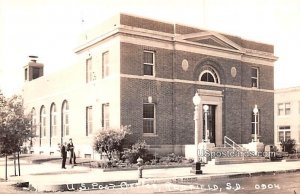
[138,168,300,185]
[30,180,138,192]
[12,167,300,192]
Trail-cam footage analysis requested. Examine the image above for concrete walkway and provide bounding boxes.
[1,157,300,192]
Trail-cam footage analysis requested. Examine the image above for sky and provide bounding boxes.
[0,0,300,96]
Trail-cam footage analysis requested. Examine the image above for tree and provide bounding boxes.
[93,126,131,161]
[0,93,32,180]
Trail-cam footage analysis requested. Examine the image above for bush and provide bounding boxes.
[159,156,171,164]
[93,126,131,161]
[121,140,154,164]
[122,149,138,164]
[167,153,184,163]
[187,158,194,163]
[280,139,296,154]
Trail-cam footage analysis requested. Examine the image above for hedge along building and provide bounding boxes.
[23,13,277,158]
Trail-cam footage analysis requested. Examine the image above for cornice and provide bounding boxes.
[74,24,277,63]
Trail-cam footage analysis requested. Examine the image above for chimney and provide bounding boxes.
[29,55,38,63]
[24,55,44,81]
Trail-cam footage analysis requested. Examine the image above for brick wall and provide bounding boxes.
[120,14,174,34]
[120,32,274,146]
[120,78,174,145]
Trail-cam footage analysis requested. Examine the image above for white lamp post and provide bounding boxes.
[191,92,202,174]
[193,92,201,162]
[203,105,209,143]
[253,104,259,142]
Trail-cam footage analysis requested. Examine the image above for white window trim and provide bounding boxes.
[102,51,110,79]
[278,126,291,142]
[199,69,220,84]
[62,101,70,137]
[143,50,155,77]
[50,104,57,137]
[102,103,110,130]
[86,57,93,83]
[31,108,38,136]
[278,102,291,116]
[284,102,291,115]
[40,106,47,138]
[86,106,93,136]
[251,110,260,135]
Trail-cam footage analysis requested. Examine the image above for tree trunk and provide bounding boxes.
[17,152,20,176]
[5,154,8,181]
[14,152,16,176]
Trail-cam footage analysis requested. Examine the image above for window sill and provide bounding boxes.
[277,115,291,118]
[143,133,158,137]
[143,75,155,77]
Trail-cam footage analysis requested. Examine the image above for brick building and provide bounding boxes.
[23,13,277,158]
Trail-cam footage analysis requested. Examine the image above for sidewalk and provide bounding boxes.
[1,156,300,192]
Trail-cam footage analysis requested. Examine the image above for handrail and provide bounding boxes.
[224,136,246,160]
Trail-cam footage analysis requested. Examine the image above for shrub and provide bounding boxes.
[93,126,131,162]
[280,139,296,154]
[167,153,183,163]
[122,149,138,164]
[121,140,154,164]
[187,158,194,163]
[159,156,171,164]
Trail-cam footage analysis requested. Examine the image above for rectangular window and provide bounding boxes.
[102,103,110,129]
[43,117,46,136]
[278,126,291,142]
[143,103,155,133]
[285,103,291,115]
[51,114,57,137]
[25,68,28,80]
[86,58,93,83]
[278,103,291,116]
[86,106,93,136]
[251,67,259,88]
[65,114,69,136]
[278,103,284,116]
[143,51,155,76]
[102,51,109,78]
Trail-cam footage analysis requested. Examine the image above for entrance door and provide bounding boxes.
[202,105,216,143]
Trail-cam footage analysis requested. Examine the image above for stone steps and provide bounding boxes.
[214,157,270,165]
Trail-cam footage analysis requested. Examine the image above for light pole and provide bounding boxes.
[253,104,258,142]
[191,92,202,174]
[203,105,209,143]
[193,92,201,162]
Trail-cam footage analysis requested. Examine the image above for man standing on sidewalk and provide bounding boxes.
[61,142,67,169]
[67,138,76,165]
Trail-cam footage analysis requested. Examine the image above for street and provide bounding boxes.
[1,172,299,194]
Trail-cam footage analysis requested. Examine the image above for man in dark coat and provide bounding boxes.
[67,138,76,164]
[61,142,67,169]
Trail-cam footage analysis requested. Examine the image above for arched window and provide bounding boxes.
[40,106,46,138]
[50,103,57,138]
[199,67,220,84]
[62,100,69,137]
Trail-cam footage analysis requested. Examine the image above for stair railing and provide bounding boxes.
[224,136,246,160]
